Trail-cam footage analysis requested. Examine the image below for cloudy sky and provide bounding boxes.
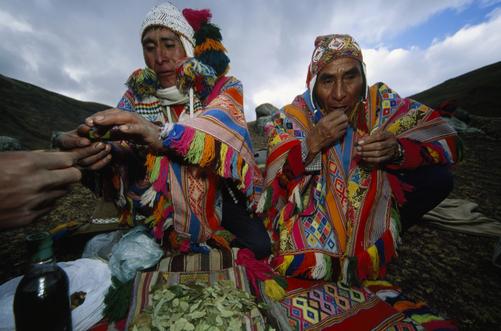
[1,0,500,121]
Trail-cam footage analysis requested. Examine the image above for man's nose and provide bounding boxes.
[331,81,346,102]
[155,48,163,64]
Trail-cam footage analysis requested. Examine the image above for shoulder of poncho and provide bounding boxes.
[124,68,160,101]
[220,76,242,92]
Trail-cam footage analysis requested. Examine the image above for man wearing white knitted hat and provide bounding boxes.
[55,3,270,259]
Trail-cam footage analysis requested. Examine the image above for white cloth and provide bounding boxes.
[156,86,190,122]
[156,86,188,106]
[0,258,111,331]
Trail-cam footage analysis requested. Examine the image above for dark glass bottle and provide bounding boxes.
[13,232,73,331]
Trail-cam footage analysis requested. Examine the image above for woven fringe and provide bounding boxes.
[311,252,327,279]
[163,123,255,197]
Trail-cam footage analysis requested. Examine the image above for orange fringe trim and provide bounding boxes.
[194,38,227,57]
[200,134,216,167]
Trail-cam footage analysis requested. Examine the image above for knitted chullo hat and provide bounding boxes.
[306,34,367,101]
[182,8,230,77]
[140,2,195,57]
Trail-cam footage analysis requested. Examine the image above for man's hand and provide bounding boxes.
[356,129,399,166]
[306,110,349,160]
[54,127,112,170]
[0,149,103,229]
[85,108,163,152]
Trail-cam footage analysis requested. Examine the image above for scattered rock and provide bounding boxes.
[0,136,24,151]
[255,103,278,118]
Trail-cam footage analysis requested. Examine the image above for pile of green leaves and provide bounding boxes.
[131,280,269,331]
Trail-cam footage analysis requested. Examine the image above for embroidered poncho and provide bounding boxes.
[261,82,461,284]
[111,70,262,249]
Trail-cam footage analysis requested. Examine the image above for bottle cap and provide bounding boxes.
[26,232,54,262]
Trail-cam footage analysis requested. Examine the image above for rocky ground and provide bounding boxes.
[1,116,500,331]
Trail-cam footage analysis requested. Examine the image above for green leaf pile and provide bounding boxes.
[131,280,270,331]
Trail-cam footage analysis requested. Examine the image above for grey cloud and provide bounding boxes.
[0,0,493,121]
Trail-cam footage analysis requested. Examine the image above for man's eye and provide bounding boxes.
[164,43,176,48]
[143,44,155,51]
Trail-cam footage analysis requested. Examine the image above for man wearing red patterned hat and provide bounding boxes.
[260,34,461,284]
[55,3,270,259]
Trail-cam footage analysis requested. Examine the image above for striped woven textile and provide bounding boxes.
[157,247,236,272]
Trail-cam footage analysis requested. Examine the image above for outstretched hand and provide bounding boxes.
[356,129,399,166]
[85,108,163,152]
[0,149,105,229]
[53,127,112,170]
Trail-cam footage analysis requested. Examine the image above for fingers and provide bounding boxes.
[86,153,112,171]
[77,147,110,167]
[118,122,158,140]
[41,167,82,189]
[358,130,392,145]
[72,142,110,164]
[357,139,395,153]
[56,129,91,149]
[76,124,92,139]
[325,110,348,122]
[358,146,395,159]
[32,151,76,170]
[85,108,132,127]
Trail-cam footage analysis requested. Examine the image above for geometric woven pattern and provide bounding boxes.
[280,282,383,330]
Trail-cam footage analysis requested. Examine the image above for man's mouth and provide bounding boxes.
[158,70,175,77]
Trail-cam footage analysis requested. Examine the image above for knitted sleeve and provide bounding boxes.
[116,89,136,112]
[256,109,306,215]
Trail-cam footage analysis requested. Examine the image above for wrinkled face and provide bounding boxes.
[314,57,364,114]
[142,26,187,88]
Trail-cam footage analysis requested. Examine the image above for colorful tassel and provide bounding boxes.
[264,279,286,301]
[198,50,230,77]
[195,38,227,56]
[236,249,287,301]
[200,134,216,167]
[185,131,205,164]
[125,68,159,100]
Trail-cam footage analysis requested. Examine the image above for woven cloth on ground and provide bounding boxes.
[258,278,458,331]
[156,247,236,272]
[423,198,501,237]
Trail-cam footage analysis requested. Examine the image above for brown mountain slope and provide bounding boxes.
[410,61,501,117]
[0,74,110,149]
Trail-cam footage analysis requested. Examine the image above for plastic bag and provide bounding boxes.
[108,226,164,282]
[82,230,126,261]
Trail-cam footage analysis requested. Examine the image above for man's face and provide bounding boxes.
[142,27,187,88]
[314,57,364,114]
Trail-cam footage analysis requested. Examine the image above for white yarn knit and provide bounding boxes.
[140,2,195,57]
